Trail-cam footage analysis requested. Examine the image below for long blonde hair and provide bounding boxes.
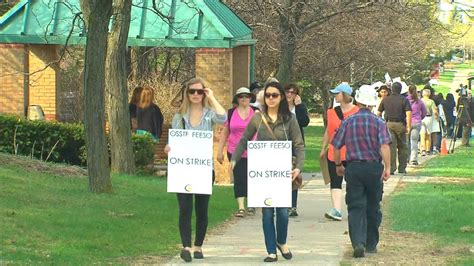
[138,86,154,109]
[178,78,210,117]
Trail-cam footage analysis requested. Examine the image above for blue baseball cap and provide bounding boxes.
[330,83,353,95]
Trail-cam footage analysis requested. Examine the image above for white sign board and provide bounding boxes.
[247,141,292,207]
[167,129,213,195]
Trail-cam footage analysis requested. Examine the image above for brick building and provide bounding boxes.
[0,0,256,183]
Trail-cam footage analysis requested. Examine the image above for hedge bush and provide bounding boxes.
[0,115,85,165]
[131,134,156,167]
[0,114,156,168]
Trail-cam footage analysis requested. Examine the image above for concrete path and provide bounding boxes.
[165,173,401,265]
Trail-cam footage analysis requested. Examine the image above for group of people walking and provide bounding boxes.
[373,81,472,174]
[128,77,471,262]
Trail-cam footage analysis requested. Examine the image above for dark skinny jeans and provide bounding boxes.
[177,193,211,248]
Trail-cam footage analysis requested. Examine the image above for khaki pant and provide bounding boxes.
[387,122,408,173]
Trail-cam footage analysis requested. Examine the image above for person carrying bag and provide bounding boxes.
[230,81,304,262]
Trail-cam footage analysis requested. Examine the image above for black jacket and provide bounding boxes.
[294,103,310,144]
[137,104,164,138]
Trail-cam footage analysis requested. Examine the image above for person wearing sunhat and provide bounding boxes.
[332,85,391,258]
[217,87,258,217]
[320,82,359,221]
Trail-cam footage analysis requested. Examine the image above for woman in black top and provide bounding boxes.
[285,83,310,143]
[443,93,456,138]
[136,87,164,139]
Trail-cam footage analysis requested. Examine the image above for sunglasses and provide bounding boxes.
[188,89,205,95]
[237,94,251,99]
[264,93,281,99]
[285,90,297,95]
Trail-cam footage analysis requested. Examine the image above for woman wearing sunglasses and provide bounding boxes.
[284,83,310,217]
[165,77,227,262]
[217,87,258,218]
[230,81,305,262]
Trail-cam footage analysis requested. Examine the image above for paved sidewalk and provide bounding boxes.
[165,173,401,265]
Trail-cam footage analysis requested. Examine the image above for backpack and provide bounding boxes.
[227,106,259,132]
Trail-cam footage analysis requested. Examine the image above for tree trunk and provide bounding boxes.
[80,0,113,193]
[130,47,149,80]
[106,0,135,174]
[320,80,331,127]
[276,38,296,84]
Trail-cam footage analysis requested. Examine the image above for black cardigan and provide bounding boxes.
[136,104,164,138]
[294,103,310,144]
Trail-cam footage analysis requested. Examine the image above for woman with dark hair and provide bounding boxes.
[136,87,164,139]
[165,78,227,262]
[374,85,390,118]
[284,83,309,217]
[443,93,456,138]
[407,85,426,165]
[129,86,143,131]
[217,87,257,217]
[231,81,305,262]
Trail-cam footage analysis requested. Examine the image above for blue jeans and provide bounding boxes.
[262,207,289,254]
[291,189,298,208]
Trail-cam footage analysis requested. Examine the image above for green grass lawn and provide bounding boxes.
[303,126,324,172]
[429,62,474,96]
[414,146,474,178]
[450,61,473,70]
[388,181,474,264]
[389,182,473,244]
[417,83,451,97]
[0,163,235,264]
[388,145,474,264]
[435,69,456,95]
[433,84,452,96]
[439,70,456,83]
